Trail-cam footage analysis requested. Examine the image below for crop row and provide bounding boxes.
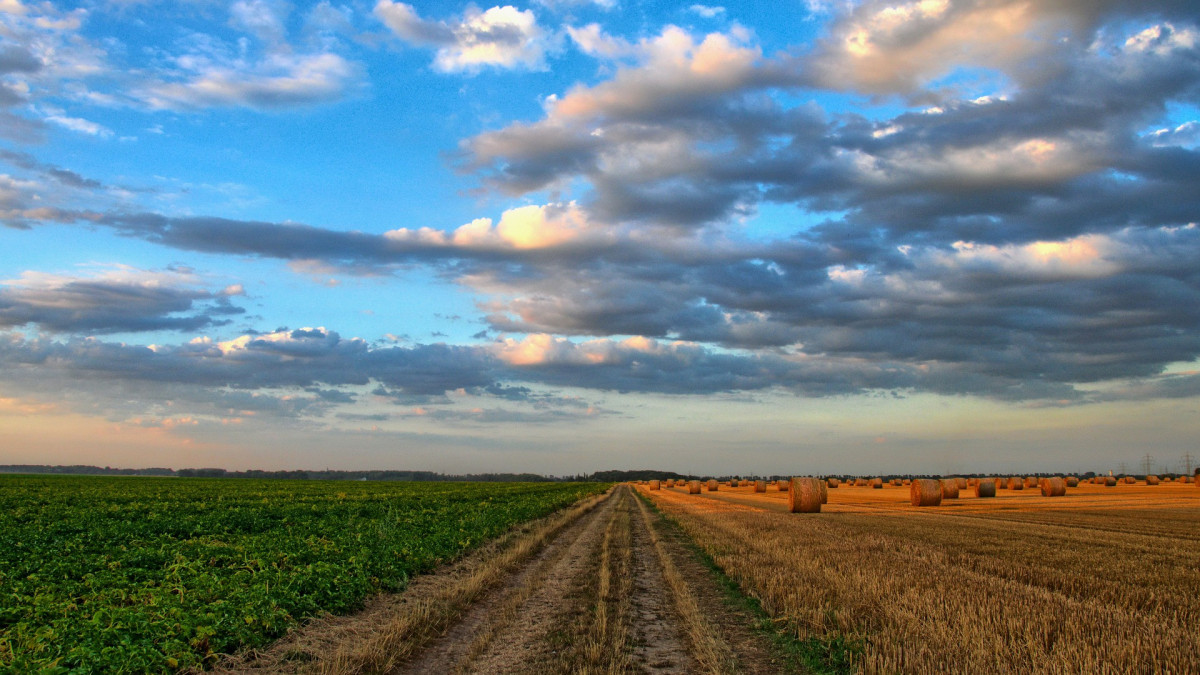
[0,476,606,674]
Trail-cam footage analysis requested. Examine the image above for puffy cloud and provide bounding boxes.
[375,2,550,72]
[385,202,599,250]
[798,0,1200,95]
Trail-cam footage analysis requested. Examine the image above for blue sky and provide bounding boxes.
[2,0,1199,475]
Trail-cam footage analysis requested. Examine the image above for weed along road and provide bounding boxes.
[216,484,787,674]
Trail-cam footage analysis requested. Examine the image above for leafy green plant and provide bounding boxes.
[0,476,606,673]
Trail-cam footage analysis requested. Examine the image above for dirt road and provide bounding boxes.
[396,484,778,674]
[214,485,785,674]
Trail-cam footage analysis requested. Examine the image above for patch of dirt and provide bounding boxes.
[401,487,620,674]
[627,494,695,673]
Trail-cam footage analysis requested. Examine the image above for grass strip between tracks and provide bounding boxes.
[634,490,862,675]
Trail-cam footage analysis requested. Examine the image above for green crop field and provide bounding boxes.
[0,475,607,674]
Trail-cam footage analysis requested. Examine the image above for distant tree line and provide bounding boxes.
[0,465,175,476]
[1,465,564,482]
[12,465,1185,483]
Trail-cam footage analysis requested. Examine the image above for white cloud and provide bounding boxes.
[43,113,112,137]
[374,2,549,72]
[689,4,725,19]
[1123,23,1198,55]
[138,52,357,110]
[384,202,599,251]
[229,0,290,45]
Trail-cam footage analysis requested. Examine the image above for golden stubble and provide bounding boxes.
[639,481,1200,673]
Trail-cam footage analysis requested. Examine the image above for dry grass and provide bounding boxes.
[569,491,634,674]
[632,490,736,674]
[643,482,1200,673]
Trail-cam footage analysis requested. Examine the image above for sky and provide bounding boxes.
[2,0,1199,476]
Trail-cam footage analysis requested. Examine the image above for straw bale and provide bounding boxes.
[910,479,943,506]
[788,477,823,513]
[975,480,996,498]
[1040,477,1066,497]
[941,479,960,499]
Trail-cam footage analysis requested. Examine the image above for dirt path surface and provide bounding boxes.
[398,484,784,674]
[211,485,787,674]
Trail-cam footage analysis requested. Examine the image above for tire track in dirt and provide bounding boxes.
[212,485,787,674]
[399,485,781,674]
[398,487,622,674]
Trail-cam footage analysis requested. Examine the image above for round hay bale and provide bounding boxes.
[1008,477,1024,490]
[688,480,701,494]
[1146,475,1159,485]
[870,477,883,489]
[854,478,868,487]
[955,478,967,490]
[1040,477,1066,497]
[910,479,943,506]
[1065,477,1078,487]
[827,478,840,488]
[707,479,718,491]
[778,480,789,491]
[1124,476,1136,484]
[975,480,996,498]
[940,475,960,497]
[819,480,829,504]
[754,479,766,493]
[996,477,1007,489]
[1024,477,1038,489]
[1104,476,1117,486]
[967,478,977,487]
[729,479,739,488]
[902,478,911,485]
[649,479,661,490]
[788,477,822,513]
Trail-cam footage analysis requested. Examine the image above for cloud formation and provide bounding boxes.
[0,267,245,334]
[375,2,550,72]
[2,0,1199,442]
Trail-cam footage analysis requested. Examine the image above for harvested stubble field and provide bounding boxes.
[639,480,1200,674]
